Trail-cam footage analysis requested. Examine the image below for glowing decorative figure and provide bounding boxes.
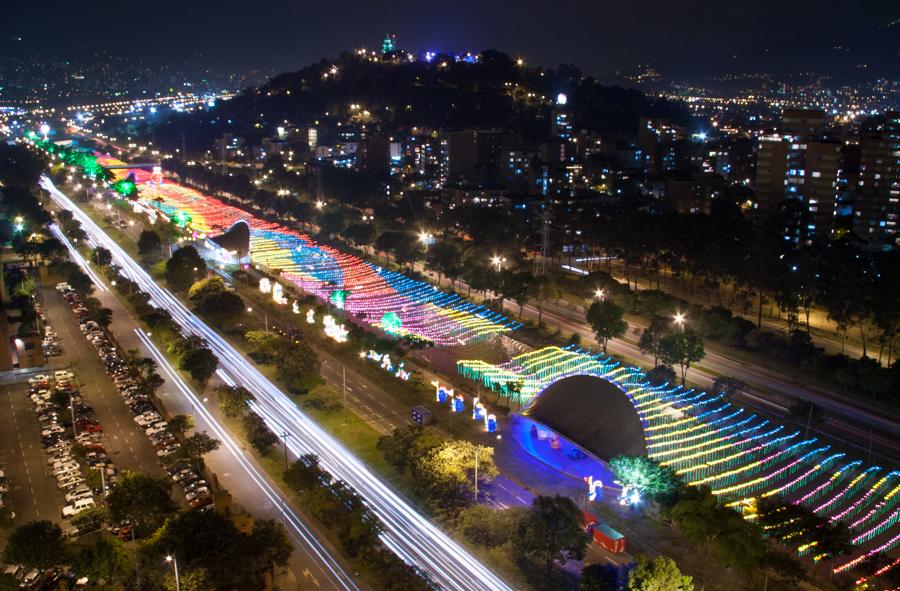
[584,476,603,502]
[380,311,403,334]
[330,289,347,309]
[486,414,497,433]
[292,300,300,314]
[259,278,272,294]
[556,93,567,106]
[306,309,315,324]
[472,400,485,421]
[322,315,348,343]
[54,149,519,346]
[452,394,465,413]
[272,282,287,305]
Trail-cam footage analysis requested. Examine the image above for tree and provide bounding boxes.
[197,289,245,324]
[344,222,376,250]
[106,472,177,536]
[499,270,532,316]
[580,563,630,591]
[284,454,328,493]
[2,521,68,569]
[149,509,273,589]
[319,209,346,237]
[276,339,320,394]
[179,343,218,384]
[516,495,588,580]
[166,413,195,436]
[72,536,133,585]
[303,383,343,412]
[610,455,679,499]
[377,424,441,474]
[244,412,279,455]
[175,432,221,471]
[586,300,628,352]
[137,229,162,260]
[215,384,255,417]
[527,275,560,325]
[627,556,693,591]
[188,275,226,301]
[248,519,293,582]
[425,241,461,286]
[456,505,522,549]
[165,245,206,292]
[413,440,498,506]
[93,246,112,267]
[638,316,669,367]
[70,505,108,533]
[658,329,705,384]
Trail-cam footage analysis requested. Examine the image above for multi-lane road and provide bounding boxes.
[42,176,515,591]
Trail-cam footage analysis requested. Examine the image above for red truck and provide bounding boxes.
[583,512,627,554]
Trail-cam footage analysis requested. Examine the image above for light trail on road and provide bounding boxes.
[42,176,514,591]
[50,196,360,591]
[135,330,362,591]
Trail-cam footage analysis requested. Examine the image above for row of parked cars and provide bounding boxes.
[58,282,214,515]
[28,369,115,520]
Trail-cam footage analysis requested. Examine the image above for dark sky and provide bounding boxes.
[7,0,898,77]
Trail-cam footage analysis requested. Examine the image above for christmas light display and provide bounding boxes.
[89,153,519,346]
[457,345,900,572]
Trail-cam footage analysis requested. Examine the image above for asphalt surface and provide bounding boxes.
[0,383,64,525]
[40,287,163,477]
[45,177,516,591]
[78,252,364,591]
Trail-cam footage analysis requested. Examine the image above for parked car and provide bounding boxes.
[62,497,96,518]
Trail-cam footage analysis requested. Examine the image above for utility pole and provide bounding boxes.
[342,364,347,408]
[281,431,290,472]
[131,525,141,591]
[70,393,78,437]
[540,204,550,276]
[181,131,187,160]
[474,446,479,502]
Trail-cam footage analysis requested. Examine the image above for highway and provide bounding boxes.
[50,200,362,591]
[41,175,514,591]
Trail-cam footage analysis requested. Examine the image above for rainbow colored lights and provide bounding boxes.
[457,346,900,575]
[93,155,520,346]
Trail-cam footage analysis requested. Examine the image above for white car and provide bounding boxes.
[62,497,95,517]
[58,476,85,490]
[65,486,92,502]
[41,425,65,437]
[54,370,74,381]
[135,414,163,428]
[145,423,168,436]
[52,462,81,480]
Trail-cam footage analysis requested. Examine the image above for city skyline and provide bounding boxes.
[6,0,899,81]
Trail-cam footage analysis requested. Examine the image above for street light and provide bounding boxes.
[491,255,506,272]
[673,312,686,332]
[594,288,605,301]
[165,555,181,591]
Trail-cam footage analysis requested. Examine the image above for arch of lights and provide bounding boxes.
[458,346,900,575]
[93,155,520,346]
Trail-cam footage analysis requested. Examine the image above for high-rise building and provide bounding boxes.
[357,134,390,177]
[855,112,900,251]
[552,93,573,141]
[754,109,845,243]
[443,129,505,185]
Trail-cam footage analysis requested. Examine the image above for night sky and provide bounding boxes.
[7,0,899,78]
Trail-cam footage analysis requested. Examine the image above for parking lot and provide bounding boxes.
[0,383,65,523]
[39,287,163,477]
